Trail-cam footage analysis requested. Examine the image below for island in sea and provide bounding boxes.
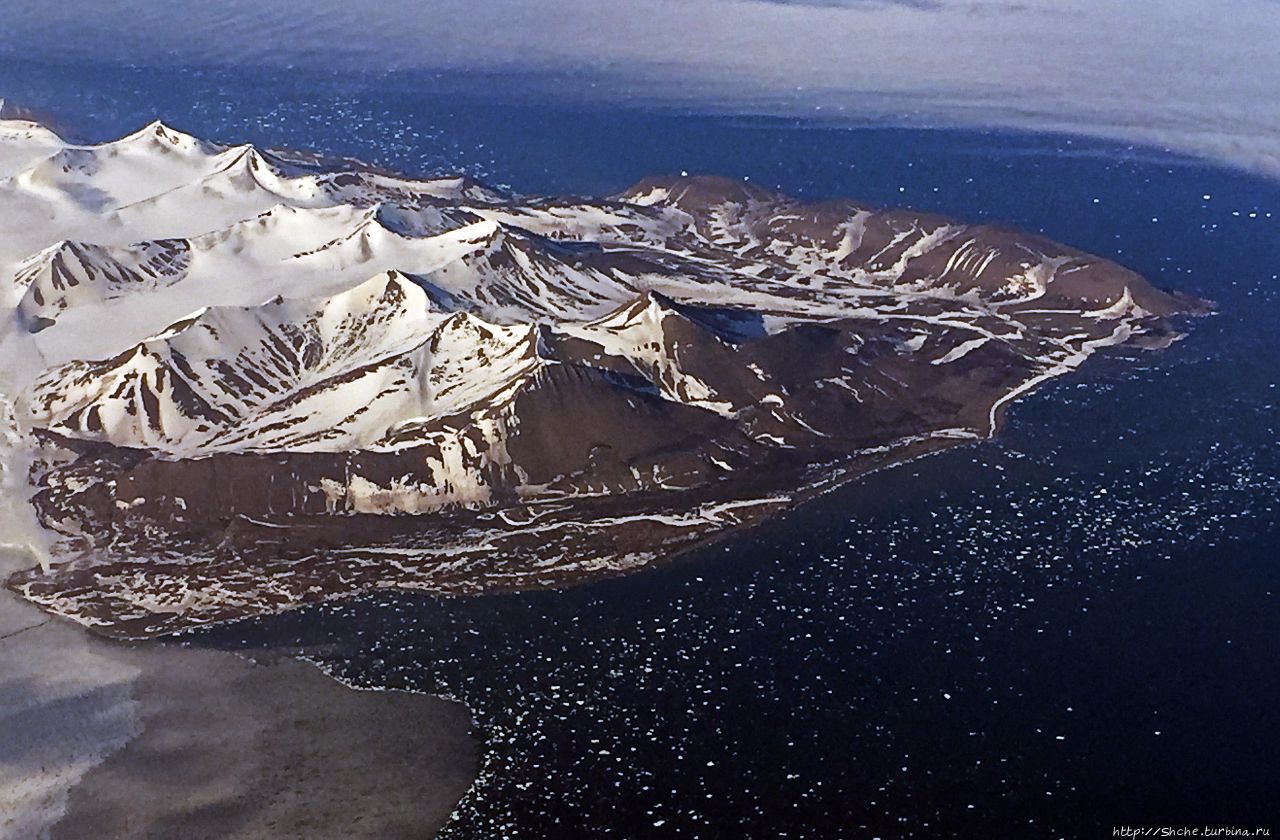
[0,116,1207,640]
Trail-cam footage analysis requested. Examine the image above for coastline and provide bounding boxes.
[0,549,478,840]
[3,345,1126,642]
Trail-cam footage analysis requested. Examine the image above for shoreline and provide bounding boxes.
[5,360,1065,645]
[10,424,976,641]
[0,548,478,840]
[8,304,1211,643]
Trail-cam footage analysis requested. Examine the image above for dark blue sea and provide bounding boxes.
[4,61,1278,838]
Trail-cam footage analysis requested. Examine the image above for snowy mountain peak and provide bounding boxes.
[119,119,221,156]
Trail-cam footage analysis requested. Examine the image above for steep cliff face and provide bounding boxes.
[0,119,1206,637]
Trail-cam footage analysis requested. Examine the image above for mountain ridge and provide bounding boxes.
[0,116,1208,638]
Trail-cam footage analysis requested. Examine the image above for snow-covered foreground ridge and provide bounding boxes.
[0,115,1206,637]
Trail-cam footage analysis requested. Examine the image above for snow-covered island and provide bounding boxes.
[0,117,1208,638]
